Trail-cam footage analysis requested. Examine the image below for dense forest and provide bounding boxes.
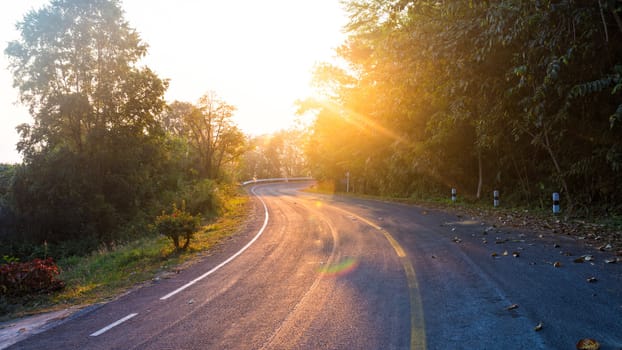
[0,0,306,262]
[301,0,622,215]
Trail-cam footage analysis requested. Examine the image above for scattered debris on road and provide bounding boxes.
[534,322,543,331]
[576,338,600,350]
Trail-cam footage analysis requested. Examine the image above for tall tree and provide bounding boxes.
[170,92,245,180]
[4,0,170,244]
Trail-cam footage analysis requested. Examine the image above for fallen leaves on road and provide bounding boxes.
[598,243,612,251]
[553,261,562,267]
[512,252,520,258]
[586,276,598,283]
[534,322,543,331]
[574,255,594,263]
[506,304,519,310]
[604,258,617,264]
[430,202,622,255]
[452,236,462,243]
[576,338,600,350]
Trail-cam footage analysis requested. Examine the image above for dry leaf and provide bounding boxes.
[604,258,617,264]
[586,276,598,283]
[598,244,612,251]
[491,252,498,257]
[512,252,520,258]
[553,261,562,268]
[534,322,543,331]
[503,250,509,256]
[506,304,519,310]
[576,338,600,350]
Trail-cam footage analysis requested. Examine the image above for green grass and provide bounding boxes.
[0,191,250,322]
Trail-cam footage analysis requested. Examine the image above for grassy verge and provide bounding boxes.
[0,190,250,322]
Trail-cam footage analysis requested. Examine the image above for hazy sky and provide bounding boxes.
[0,0,348,163]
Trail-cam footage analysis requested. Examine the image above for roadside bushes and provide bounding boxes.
[0,258,64,297]
[154,203,201,251]
[180,179,222,218]
[153,179,222,251]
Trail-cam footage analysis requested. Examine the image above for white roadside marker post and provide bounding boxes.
[552,192,560,214]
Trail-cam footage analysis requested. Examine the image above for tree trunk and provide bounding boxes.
[543,130,573,213]
[476,148,483,199]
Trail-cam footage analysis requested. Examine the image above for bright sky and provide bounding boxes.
[0,0,347,163]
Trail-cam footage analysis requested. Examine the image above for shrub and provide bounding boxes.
[0,258,64,297]
[181,179,222,217]
[154,203,201,251]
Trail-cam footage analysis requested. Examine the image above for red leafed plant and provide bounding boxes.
[0,258,65,297]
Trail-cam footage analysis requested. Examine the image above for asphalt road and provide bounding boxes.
[6,182,622,349]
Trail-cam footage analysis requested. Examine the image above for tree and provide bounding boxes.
[4,0,171,245]
[177,92,245,179]
[238,129,308,181]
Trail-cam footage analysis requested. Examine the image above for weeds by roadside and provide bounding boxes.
[0,190,249,322]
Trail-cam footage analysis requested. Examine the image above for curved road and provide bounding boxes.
[7,182,622,349]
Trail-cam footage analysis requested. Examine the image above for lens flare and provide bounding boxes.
[318,257,359,277]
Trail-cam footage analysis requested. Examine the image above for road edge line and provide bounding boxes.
[89,313,138,337]
[159,186,270,300]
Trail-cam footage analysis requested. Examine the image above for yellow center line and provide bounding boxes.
[327,205,427,350]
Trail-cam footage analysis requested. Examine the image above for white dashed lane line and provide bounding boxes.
[88,186,270,337]
[90,313,138,337]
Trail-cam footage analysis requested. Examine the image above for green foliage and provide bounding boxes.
[166,93,246,180]
[238,129,308,181]
[0,258,64,297]
[1,0,184,254]
[154,203,201,251]
[0,0,247,278]
[180,179,222,218]
[304,0,622,214]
